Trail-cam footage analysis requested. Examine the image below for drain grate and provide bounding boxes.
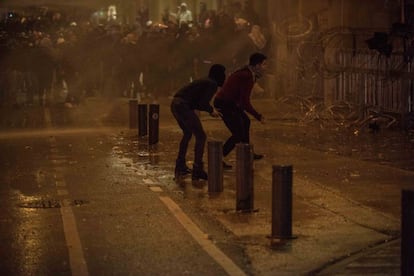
[19,199,61,209]
[18,199,88,209]
[72,199,88,206]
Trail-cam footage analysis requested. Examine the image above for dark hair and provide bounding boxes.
[249,52,267,66]
[208,64,226,86]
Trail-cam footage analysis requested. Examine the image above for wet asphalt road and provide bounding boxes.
[1,97,414,275]
[0,123,250,275]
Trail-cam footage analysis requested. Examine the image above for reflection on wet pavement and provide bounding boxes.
[259,123,414,171]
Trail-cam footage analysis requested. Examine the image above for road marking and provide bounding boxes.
[159,196,246,276]
[49,135,89,276]
[149,186,163,192]
[60,199,89,276]
[0,127,120,139]
[143,178,155,184]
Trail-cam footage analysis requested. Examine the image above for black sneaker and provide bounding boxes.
[175,167,192,176]
[253,153,264,160]
[192,169,208,180]
[222,161,232,170]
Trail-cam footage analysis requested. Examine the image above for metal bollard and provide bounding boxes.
[129,100,138,129]
[138,104,148,137]
[148,104,159,145]
[271,165,296,240]
[236,143,254,211]
[208,141,223,193]
[402,189,414,276]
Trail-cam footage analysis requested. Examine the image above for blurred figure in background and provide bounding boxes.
[175,2,193,38]
[198,2,209,29]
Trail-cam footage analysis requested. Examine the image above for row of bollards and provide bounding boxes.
[129,100,159,145]
[130,100,293,242]
[207,141,294,241]
[129,101,413,268]
[207,140,414,268]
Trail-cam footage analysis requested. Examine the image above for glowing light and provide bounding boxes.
[107,5,117,21]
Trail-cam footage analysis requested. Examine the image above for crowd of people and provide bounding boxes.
[0,2,270,107]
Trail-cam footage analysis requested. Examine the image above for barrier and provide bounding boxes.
[138,104,148,137]
[148,104,159,145]
[236,143,254,211]
[271,165,296,241]
[207,141,223,193]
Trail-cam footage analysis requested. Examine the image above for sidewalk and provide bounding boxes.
[151,96,410,275]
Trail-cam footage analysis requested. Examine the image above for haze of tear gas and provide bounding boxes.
[1,1,268,121]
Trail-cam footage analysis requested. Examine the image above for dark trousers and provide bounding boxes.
[171,98,206,167]
[214,98,250,157]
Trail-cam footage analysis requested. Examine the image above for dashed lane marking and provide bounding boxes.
[60,199,89,276]
[48,131,89,276]
[149,186,163,193]
[143,178,156,184]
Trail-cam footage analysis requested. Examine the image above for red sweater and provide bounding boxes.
[215,67,262,120]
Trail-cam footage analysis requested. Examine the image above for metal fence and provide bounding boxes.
[333,49,413,115]
[270,45,414,129]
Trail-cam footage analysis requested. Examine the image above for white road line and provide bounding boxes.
[149,186,163,192]
[143,178,155,184]
[159,196,246,276]
[60,199,89,276]
[49,134,89,276]
[55,176,89,276]
[0,127,119,139]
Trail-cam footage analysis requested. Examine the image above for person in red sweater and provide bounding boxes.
[213,52,267,168]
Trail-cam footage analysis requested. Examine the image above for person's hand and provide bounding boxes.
[259,115,265,124]
[210,109,221,118]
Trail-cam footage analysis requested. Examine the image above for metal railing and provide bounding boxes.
[333,49,412,114]
[274,46,414,130]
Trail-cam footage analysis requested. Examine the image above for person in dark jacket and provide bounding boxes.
[171,64,226,180]
[213,52,266,168]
